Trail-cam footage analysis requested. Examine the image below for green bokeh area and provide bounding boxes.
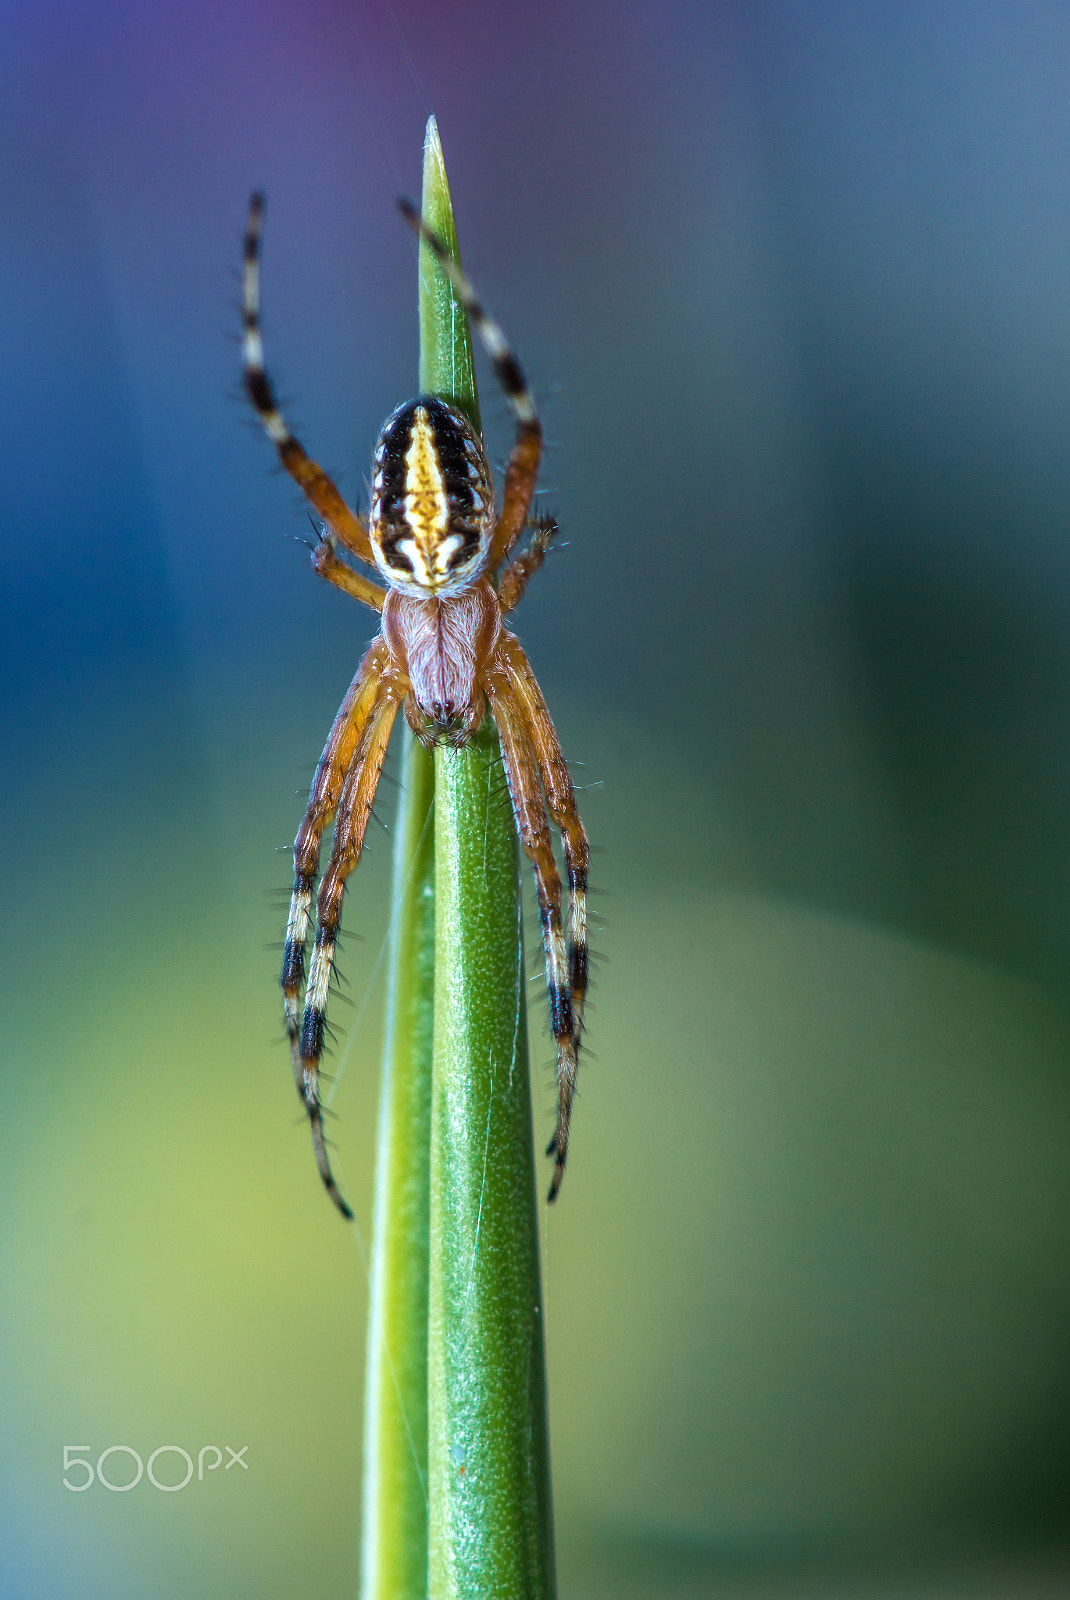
[0,700,386,1600]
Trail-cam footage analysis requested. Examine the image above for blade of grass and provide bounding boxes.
[421,121,557,1600]
[430,723,556,1599]
[360,115,488,1600]
[361,114,555,1600]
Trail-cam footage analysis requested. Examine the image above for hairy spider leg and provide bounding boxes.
[485,670,578,1201]
[243,193,386,612]
[397,199,541,574]
[283,639,392,1093]
[300,677,405,1216]
[498,515,560,614]
[496,635,590,1197]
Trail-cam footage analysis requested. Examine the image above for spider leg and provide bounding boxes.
[311,534,387,611]
[243,193,386,611]
[300,679,404,1216]
[494,634,589,1196]
[498,514,560,614]
[397,199,541,575]
[485,663,584,1201]
[283,638,391,1096]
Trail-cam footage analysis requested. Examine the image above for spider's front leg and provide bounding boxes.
[297,675,404,1216]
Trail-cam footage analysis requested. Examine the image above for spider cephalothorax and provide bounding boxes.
[242,192,588,1217]
[382,582,501,745]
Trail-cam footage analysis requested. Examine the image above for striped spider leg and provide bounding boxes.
[242,192,588,1213]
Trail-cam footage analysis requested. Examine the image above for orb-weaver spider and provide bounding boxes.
[242,194,589,1218]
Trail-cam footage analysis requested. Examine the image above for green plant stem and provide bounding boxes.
[360,115,483,1600]
[361,114,555,1600]
[429,723,556,1599]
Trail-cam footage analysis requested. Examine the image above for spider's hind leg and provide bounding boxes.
[494,635,590,1197]
[279,639,395,1214]
[297,679,403,1217]
[487,661,587,1201]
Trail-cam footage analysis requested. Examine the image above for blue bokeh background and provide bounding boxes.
[4,2,1070,1595]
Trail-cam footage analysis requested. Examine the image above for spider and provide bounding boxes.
[241,193,589,1218]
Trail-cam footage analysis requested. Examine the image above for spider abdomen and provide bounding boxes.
[369,396,495,597]
[382,580,501,742]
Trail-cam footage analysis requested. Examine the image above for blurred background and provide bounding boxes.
[3,1,1070,1595]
